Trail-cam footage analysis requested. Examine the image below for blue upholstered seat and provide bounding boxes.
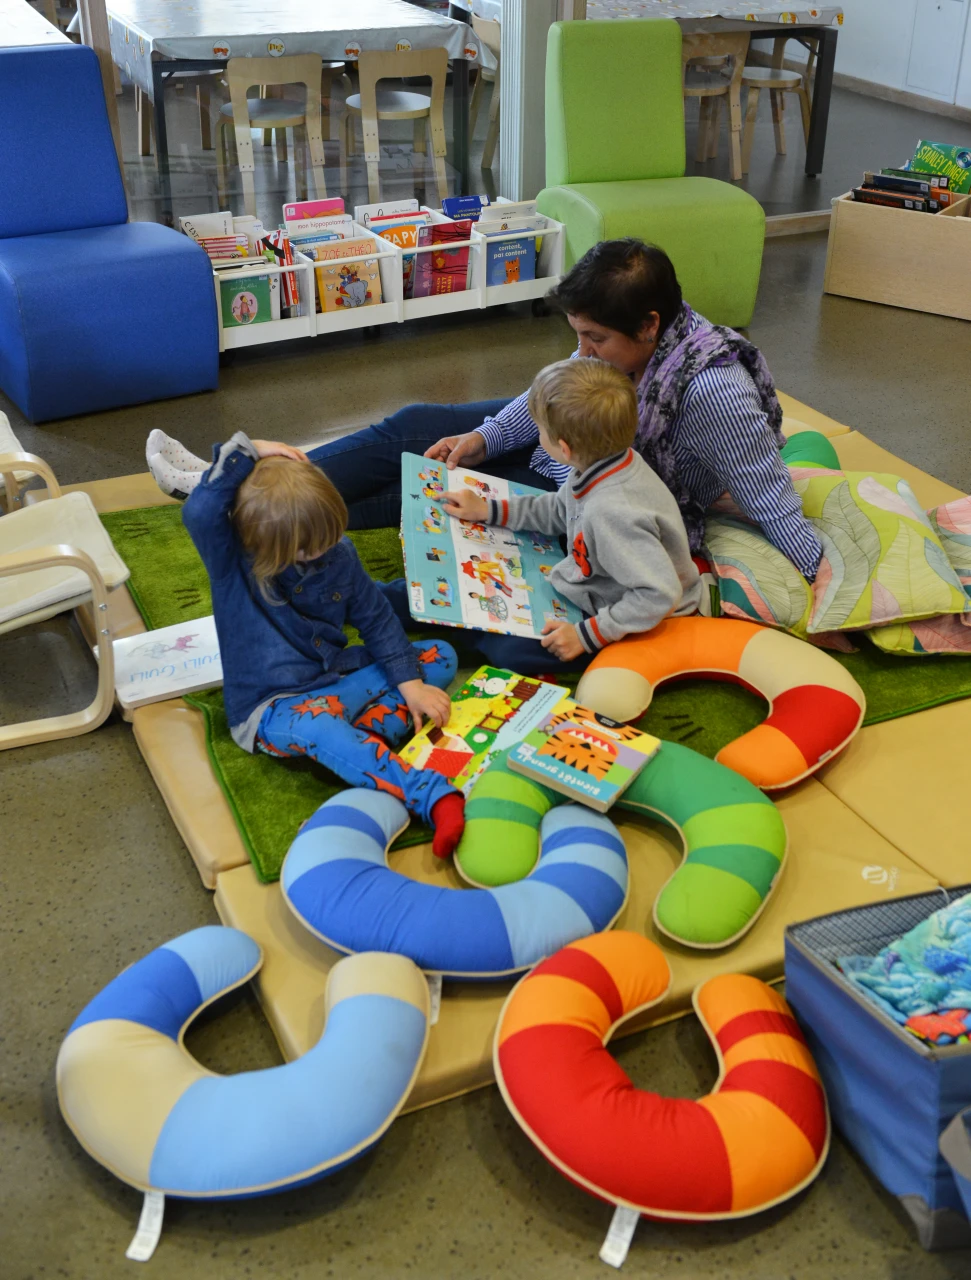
[0,44,218,422]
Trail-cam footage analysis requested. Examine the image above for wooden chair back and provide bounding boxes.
[355,46,449,164]
[225,55,325,189]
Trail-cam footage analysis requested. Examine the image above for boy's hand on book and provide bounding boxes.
[251,440,310,464]
[424,431,487,470]
[441,490,489,523]
[541,621,585,662]
[399,679,451,734]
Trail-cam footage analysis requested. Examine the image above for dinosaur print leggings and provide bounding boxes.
[255,640,458,824]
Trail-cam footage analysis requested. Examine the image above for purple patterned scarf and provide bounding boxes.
[634,303,784,552]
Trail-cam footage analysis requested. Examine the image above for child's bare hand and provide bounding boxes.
[251,440,310,464]
[399,679,451,734]
[540,621,585,662]
[441,490,489,523]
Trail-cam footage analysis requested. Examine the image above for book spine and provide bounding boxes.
[866,171,932,196]
[852,187,930,212]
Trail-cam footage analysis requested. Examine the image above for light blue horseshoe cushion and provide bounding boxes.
[281,790,629,979]
[56,926,430,1197]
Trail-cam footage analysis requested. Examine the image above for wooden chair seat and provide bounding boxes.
[344,88,432,119]
[219,98,307,129]
[741,63,810,174]
[741,65,803,89]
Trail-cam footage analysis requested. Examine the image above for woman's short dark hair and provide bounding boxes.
[546,239,683,339]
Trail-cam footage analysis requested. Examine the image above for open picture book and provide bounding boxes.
[399,452,583,639]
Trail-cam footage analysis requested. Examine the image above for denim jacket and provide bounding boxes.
[182,432,421,750]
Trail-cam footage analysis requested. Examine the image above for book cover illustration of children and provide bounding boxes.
[232,292,259,324]
[430,577,453,608]
[426,546,447,562]
[129,631,201,660]
[420,505,446,535]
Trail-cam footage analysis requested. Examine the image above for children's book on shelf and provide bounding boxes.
[851,187,934,213]
[441,193,491,220]
[218,269,274,327]
[399,452,584,639]
[283,198,345,224]
[179,210,233,241]
[485,235,537,286]
[413,219,473,297]
[316,256,383,311]
[106,616,222,711]
[908,141,971,194]
[400,665,567,792]
[507,698,661,813]
[865,171,950,205]
[354,198,421,227]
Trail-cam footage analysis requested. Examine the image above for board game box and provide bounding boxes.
[507,698,661,812]
[400,665,567,793]
[399,453,583,639]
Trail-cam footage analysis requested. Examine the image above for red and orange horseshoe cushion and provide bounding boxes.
[494,932,829,1219]
[575,615,865,791]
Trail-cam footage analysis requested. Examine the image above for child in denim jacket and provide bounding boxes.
[182,432,465,857]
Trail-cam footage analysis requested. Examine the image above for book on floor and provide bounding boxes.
[399,452,584,639]
[106,616,222,710]
[400,665,567,793]
[507,698,661,813]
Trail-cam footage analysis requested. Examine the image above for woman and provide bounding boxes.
[148,239,822,579]
[309,238,822,578]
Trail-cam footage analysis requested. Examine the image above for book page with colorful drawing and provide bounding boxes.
[399,665,567,793]
[400,453,584,639]
[507,698,661,813]
[109,615,222,711]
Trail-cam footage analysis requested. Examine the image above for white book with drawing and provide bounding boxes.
[106,616,223,710]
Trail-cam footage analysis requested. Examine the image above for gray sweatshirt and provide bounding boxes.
[487,448,702,653]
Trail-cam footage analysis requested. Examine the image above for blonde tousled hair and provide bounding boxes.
[233,456,348,599]
[527,357,637,470]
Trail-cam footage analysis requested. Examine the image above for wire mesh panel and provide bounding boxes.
[788,885,971,967]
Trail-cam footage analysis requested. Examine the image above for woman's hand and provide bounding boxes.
[399,679,451,734]
[540,621,585,663]
[251,440,310,464]
[440,490,489,523]
[424,431,488,470]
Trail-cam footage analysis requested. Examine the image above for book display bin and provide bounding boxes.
[785,888,971,1252]
[823,193,971,322]
[213,206,566,353]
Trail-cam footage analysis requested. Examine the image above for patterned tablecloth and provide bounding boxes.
[585,2,842,23]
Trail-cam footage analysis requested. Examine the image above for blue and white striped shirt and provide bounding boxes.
[476,318,823,579]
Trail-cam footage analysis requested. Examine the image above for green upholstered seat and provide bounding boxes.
[537,19,765,328]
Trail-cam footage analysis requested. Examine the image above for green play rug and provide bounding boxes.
[102,504,971,883]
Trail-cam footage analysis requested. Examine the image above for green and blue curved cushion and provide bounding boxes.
[281,790,628,979]
[56,927,429,1197]
[456,742,787,949]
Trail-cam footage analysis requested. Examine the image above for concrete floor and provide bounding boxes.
[4,86,971,1280]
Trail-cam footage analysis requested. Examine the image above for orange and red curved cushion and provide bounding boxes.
[575,615,865,791]
[494,931,829,1219]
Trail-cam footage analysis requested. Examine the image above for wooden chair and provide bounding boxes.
[135,79,214,158]
[469,15,501,171]
[0,454,124,750]
[340,47,449,205]
[217,55,327,217]
[262,62,348,151]
[740,64,811,174]
[681,32,749,183]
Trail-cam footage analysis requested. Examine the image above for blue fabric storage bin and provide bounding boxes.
[785,887,971,1251]
[941,1110,971,1224]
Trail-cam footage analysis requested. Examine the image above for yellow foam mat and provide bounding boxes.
[777,392,853,439]
[214,778,937,1111]
[818,699,971,889]
[832,433,963,509]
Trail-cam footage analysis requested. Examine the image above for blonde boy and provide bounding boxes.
[443,358,702,663]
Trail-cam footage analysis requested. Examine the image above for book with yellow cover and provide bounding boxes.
[316,257,383,312]
[400,665,567,794]
[507,698,661,812]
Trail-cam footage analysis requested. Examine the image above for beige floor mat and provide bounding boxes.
[214,777,938,1112]
[818,699,971,889]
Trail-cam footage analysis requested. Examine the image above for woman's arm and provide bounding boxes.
[678,367,822,579]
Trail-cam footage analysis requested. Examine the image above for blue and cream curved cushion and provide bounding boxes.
[56,926,429,1198]
[281,790,629,979]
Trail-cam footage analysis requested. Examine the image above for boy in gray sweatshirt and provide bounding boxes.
[442,357,702,669]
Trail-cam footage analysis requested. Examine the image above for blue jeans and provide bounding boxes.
[255,639,458,823]
[307,400,556,530]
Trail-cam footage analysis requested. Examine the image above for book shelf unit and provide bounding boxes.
[215,206,566,352]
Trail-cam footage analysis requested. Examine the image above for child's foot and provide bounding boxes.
[146,430,207,500]
[431,792,465,859]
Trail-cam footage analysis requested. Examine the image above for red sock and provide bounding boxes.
[431,792,465,860]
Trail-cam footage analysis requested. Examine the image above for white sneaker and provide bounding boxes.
[146,430,207,499]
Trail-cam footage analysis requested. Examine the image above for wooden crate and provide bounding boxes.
[823,192,971,322]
